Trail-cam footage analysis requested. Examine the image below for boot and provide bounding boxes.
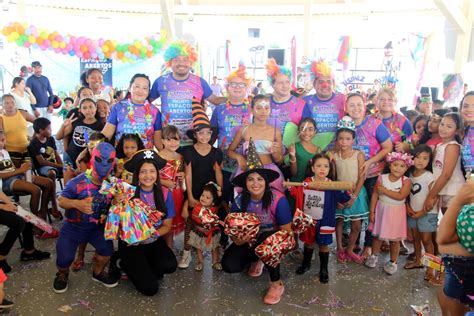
[296,247,313,275]
[319,252,329,284]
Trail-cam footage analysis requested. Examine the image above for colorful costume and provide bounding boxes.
[462,126,474,175]
[159,159,185,235]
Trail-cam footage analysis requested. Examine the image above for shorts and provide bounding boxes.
[439,195,454,209]
[407,213,438,232]
[2,175,25,195]
[38,166,62,177]
[300,221,332,246]
[62,152,76,170]
[442,256,474,308]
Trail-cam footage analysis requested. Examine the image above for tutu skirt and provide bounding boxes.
[372,201,407,241]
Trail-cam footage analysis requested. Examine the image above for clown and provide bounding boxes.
[53,142,118,294]
[302,59,346,150]
[150,40,226,147]
[266,58,305,142]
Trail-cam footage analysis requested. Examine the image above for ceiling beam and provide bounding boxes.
[433,0,469,33]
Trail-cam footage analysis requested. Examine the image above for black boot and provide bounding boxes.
[319,252,329,283]
[296,247,313,275]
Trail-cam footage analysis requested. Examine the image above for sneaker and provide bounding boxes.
[178,250,192,269]
[53,271,69,294]
[383,261,398,275]
[92,271,118,288]
[0,259,12,273]
[36,229,60,239]
[263,282,285,305]
[248,260,264,277]
[20,249,51,262]
[365,255,378,268]
[0,298,14,309]
[289,248,304,263]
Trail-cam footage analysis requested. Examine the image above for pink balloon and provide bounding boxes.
[24,42,31,48]
[54,47,61,53]
[66,44,72,50]
[40,45,47,51]
[69,36,76,44]
[57,35,63,42]
[98,38,104,46]
[85,39,92,46]
[44,39,51,46]
[76,51,83,58]
[77,37,84,45]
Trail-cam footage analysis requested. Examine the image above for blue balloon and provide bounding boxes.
[69,50,75,56]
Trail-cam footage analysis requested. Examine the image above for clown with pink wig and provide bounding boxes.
[150,40,226,147]
[301,59,346,150]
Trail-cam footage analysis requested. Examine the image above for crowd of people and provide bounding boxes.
[0,39,472,314]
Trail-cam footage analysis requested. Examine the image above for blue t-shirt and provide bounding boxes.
[25,75,53,108]
[61,173,112,223]
[231,192,292,231]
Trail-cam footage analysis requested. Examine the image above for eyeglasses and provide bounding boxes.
[229,82,247,89]
[196,130,213,136]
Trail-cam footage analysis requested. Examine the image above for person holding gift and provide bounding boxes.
[221,139,292,305]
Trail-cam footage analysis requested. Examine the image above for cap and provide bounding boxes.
[31,61,42,67]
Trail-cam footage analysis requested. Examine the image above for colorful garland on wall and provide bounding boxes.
[1,22,167,63]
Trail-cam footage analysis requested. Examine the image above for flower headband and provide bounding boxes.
[336,116,356,132]
[386,152,414,167]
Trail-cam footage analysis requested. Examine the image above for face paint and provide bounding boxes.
[91,142,116,181]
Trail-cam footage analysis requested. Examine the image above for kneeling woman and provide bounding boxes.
[118,150,177,296]
[222,140,292,305]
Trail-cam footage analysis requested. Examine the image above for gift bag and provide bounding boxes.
[224,213,261,245]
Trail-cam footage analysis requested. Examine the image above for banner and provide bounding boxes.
[80,58,113,87]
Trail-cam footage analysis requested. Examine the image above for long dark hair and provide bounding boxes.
[409,144,433,174]
[310,152,336,181]
[240,172,273,211]
[81,68,102,87]
[115,133,145,159]
[132,160,167,216]
[419,108,449,145]
[442,112,463,144]
[11,77,24,89]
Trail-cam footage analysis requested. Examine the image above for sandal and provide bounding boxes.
[212,262,222,271]
[72,259,85,272]
[336,250,347,263]
[195,262,203,271]
[404,261,424,269]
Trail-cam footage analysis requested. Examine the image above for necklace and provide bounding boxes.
[127,98,153,125]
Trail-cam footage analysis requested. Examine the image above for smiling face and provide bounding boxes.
[79,88,94,100]
[87,70,103,92]
[123,139,139,160]
[272,74,291,98]
[129,77,150,104]
[415,119,427,136]
[162,135,180,152]
[226,77,248,100]
[96,100,110,119]
[194,127,212,144]
[245,172,267,198]
[2,95,16,115]
[389,160,409,178]
[171,56,191,78]
[298,120,316,142]
[252,99,271,121]
[138,162,158,191]
[345,95,365,122]
[199,190,215,208]
[377,91,395,115]
[461,94,474,125]
[79,100,97,121]
[438,115,458,140]
[311,157,330,180]
[314,75,334,100]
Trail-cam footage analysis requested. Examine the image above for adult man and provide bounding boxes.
[150,41,225,147]
[25,61,54,119]
[302,59,345,150]
[210,76,223,96]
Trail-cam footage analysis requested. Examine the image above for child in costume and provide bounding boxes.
[333,117,368,264]
[179,100,223,269]
[188,182,222,271]
[159,125,185,248]
[365,152,412,275]
[288,152,351,283]
[115,133,145,184]
[53,142,118,294]
[405,145,437,281]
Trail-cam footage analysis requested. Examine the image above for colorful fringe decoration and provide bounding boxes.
[163,40,198,67]
[265,58,292,85]
[337,36,352,71]
[226,61,251,85]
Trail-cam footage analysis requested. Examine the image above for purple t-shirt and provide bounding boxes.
[150,73,213,146]
[462,126,474,171]
[302,93,346,134]
[381,113,413,144]
[269,95,305,140]
[210,102,251,172]
[107,99,161,149]
[354,115,391,178]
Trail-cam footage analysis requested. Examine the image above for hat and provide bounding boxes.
[52,95,62,109]
[124,149,167,173]
[231,138,280,187]
[336,116,356,132]
[31,61,42,67]
[185,97,218,144]
[457,205,474,254]
[420,87,432,103]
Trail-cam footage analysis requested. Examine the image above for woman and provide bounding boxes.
[227,94,284,192]
[460,91,474,178]
[75,68,113,106]
[221,142,292,305]
[112,149,177,296]
[10,77,38,117]
[102,74,162,150]
[344,93,393,257]
[0,94,36,167]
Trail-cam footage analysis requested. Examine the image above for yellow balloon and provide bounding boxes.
[59,42,66,49]
[28,35,36,43]
[52,40,59,48]
[102,45,109,53]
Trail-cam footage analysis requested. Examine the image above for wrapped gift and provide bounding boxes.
[197,206,222,231]
[224,212,261,245]
[292,208,316,234]
[422,253,444,272]
[16,205,53,234]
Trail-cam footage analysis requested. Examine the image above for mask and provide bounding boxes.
[91,142,116,181]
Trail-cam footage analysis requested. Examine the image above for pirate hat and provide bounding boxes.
[232,138,279,187]
[124,149,167,173]
[185,97,218,143]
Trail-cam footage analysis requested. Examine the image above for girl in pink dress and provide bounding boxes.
[365,152,412,275]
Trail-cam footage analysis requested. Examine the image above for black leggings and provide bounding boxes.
[0,209,34,256]
[221,230,281,282]
[118,238,177,296]
[363,176,378,247]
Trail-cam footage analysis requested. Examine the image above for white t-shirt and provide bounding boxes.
[378,174,407,205]
[0,149,16,173]
[409,171,436,214]
[433,141,465,196]
[11,91,34,116]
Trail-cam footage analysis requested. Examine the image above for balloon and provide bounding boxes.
[52,41,59,48]
[69,50,75,56]
[24,41,31,48]
[28,35,35,43]
[83,51,90,59]
[80,45,88,53]
[59,42,66,49]
[98,53,105,60]
[102,45,109,53]
[25,28,31,36]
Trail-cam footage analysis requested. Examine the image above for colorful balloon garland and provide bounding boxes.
[1,22,167,63]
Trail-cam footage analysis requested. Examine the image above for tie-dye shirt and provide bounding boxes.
[381,113,413,144]
[210,102,251,172]
[150,73,213,146]
[107,99,161,149]
[302,93,346,134]
[354,116,391,178]
[462,126,474,173]
[269,95,305,141]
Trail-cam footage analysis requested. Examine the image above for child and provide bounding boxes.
[58,97,74,120]
[96,99,110,125]
[365,152,412,275]
[424,113,465,215]
[419,109,448,150]
[0,132,59,238]
[288,152,351,283]
[158,125,185,248]
[287,117,319,182]
[333,117,369,264]
[115,133,145,184]
[28,117,63,219]
[411,114,428,147]
[188,182,222,271]
[404,145,437,281]
[179,105,223,269]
